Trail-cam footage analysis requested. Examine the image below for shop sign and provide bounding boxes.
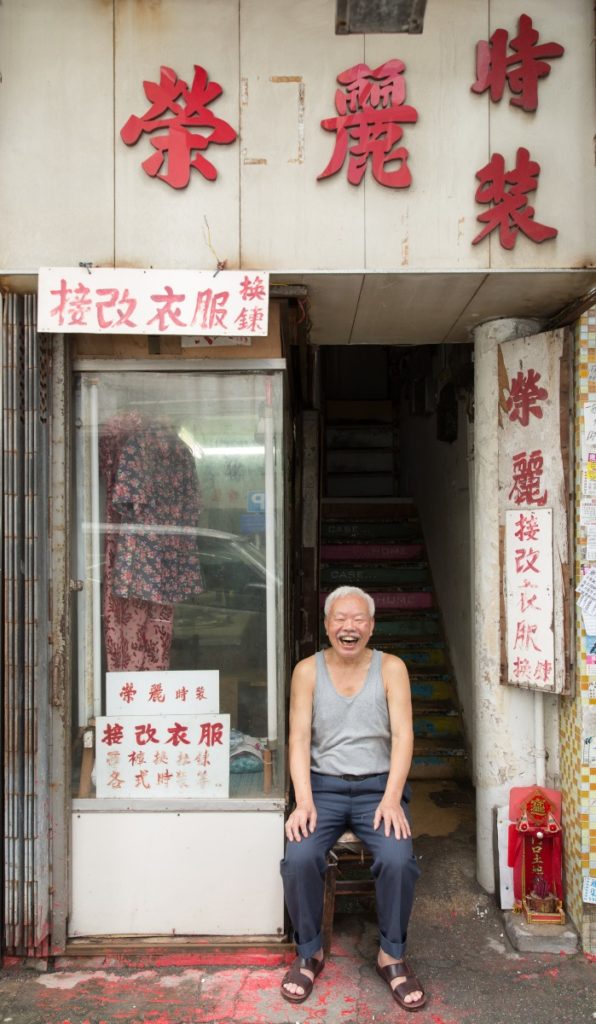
[96,714,230,798]
[505,508,554,689]
[497,331,568,693]
[37,267,269,336]
[106,670,219,716]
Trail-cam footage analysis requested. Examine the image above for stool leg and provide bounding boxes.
[322,859,338,958]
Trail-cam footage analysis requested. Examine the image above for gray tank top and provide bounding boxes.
[310,648,391,776]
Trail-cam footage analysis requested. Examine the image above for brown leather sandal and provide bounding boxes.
[280,955,325,1004]
[376,959,427,1012]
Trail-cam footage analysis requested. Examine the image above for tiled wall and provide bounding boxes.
[562,307,596,951]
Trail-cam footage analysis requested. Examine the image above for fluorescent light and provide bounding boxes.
[178,427,264,459]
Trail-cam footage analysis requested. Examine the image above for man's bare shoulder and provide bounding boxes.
[292,653,318,686]
[380,651,410,684]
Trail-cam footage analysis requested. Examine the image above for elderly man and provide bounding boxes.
[280,585,425,1011]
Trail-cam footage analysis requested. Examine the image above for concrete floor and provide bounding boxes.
[1,780,594,1024]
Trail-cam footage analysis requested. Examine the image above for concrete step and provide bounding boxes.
[320,590,434,611]
[321,542,425,562]
[410,676,458,703]
[373,614,441,639]
[411,737,468,779]
[326,425,395,449]
[378,642,448,669]
[326,449,395,473]
[413,713,462,740]
[322,520,422,542]
[321,562,431,587]
[326,473,396,498]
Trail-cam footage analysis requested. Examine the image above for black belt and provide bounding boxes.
[337,772,381,781]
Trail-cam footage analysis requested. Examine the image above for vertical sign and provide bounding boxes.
[498,330,568,693]
[505,509,554,689]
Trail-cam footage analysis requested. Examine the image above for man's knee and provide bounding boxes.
[281,835,326,876]
[371,839,419,880]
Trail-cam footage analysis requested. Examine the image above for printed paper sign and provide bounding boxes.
[96,714,230,798]
[106,670,219,716]
[582,876,596,905]
[37,267,269,336]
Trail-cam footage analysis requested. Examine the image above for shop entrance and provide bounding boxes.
[309,341,475,839]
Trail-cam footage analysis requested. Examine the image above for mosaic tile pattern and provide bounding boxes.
[561,308,596,949]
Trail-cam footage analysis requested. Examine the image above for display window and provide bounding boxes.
[71,369,285,804]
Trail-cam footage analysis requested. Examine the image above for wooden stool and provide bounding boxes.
[322,831,375,956]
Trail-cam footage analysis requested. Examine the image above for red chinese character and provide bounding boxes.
[156,770,174,786]
[506,371,549,427]
[135,769,151,789]
[190,289,229,331]
[120,64,237,189]
[514,512,540,542]
[471,14,564,113]
[147,287,186,332]
[472,148,557,250]
[101,722,124,746]
[119,682,137,704]
[234,307,265,333]
[166,721,191,747]
[147,683,166,704]
[107,771,125,789]
[519,581,541,614]
[95,288,138,329]
[509,450,547,505]
[512,656,532,678]
[198,721,224,747]
[135,723,160,745]
[515,547,540,574]
[195,686,206,701]
[49,279,93,327]
[176,687,189,702]
[318,60,418,188]
[239,275,266,302]
[513,621,541,651]
[128,750,146,765]
[106,750,120,766]
[177,752,191,765]
[196,750,211,767]
[533,660,553,683]
[153,750,169,765]
[176,771,189,788]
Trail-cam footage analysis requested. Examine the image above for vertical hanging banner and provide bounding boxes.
[498,330,569,694]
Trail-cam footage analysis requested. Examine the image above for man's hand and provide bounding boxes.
[285,801,317,842]
[373,797,411,839]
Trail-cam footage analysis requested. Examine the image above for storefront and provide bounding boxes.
[1,0,595,957]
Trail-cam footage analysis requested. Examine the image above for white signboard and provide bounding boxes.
[37,267,269,336]
[505,508,555,690]
[96,714,230,798]
[106,670,219,716]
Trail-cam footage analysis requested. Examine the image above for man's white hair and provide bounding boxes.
[323,586,375,619]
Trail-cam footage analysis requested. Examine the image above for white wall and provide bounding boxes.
[0,0,593,273]
[399,384,475,749]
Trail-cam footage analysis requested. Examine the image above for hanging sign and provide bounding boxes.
[37,267,269,336]
[95,714,230,798]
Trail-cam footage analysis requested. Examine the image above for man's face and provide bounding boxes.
[324,594,374,659]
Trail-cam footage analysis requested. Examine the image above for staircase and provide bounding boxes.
[319,403,467,779]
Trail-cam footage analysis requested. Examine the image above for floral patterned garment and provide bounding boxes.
[109,420,204,604]
[100,412,176,671]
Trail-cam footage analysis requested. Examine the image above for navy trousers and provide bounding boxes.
[280,772,420,959]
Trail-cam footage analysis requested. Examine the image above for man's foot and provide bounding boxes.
[376,950,426,1011]
[280,950,324,1003]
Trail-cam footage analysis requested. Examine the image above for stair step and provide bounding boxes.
[322,521,422,542]
[322,499,417,519]
[321,563,430,587]
[326,425,395,449]
[327,449,395,473]
[321,543,425,562]
[374,614,440,638]
[326,473,395,498]
[320,591,434,611]
[379,644,448,669]
[411,738,468,780]
[413,715,462,739]
[411,677,457,702]
[325,400,394,423]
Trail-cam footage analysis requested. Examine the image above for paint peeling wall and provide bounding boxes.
[562,307,596,951]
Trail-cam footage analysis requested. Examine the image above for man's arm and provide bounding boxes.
[374,653,414,839]
[285,656,317,842]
